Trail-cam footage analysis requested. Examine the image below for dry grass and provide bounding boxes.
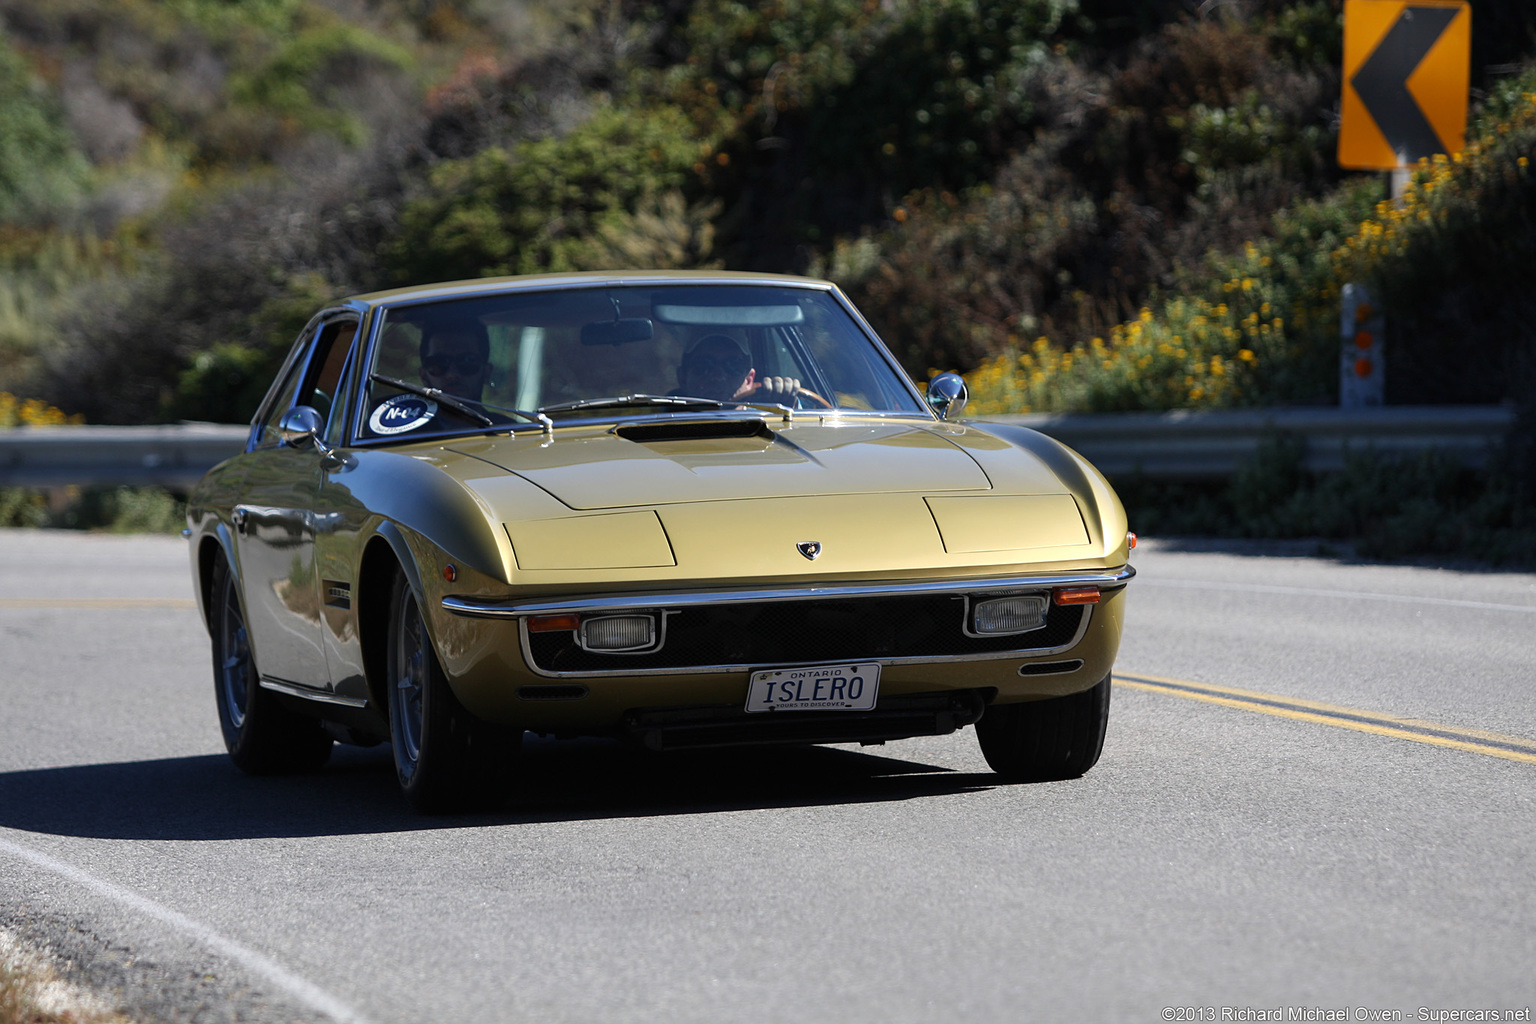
[0,932,129,1024]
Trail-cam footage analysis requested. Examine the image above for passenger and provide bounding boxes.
[676,334,800,405]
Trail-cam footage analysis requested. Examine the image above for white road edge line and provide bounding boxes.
[0,833,374,1024]
[1137,577,1536,614]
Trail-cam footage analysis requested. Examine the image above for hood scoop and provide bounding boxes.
[615,418,774,444]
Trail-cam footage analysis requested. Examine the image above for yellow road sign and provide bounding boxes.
[1339,0,1470,170]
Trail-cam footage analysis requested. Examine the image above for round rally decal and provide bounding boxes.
[369,394,437,435]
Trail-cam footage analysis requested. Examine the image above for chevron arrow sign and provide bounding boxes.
[1339,0,1471,170]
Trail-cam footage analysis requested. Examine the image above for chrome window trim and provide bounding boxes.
[442,566,1133,619]
[252,306,367,452]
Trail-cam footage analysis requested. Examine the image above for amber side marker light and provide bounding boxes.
[1053,586,1101,606]
[1127,532,1138,549]
[527,613,582,633]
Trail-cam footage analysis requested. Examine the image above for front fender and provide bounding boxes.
[965,420,1132,565]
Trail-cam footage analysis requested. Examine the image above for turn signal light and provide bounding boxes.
[527,613,581,633]
[1126,532,1138,550]
[1053,586,1101,606]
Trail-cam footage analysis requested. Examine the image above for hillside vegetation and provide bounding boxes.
[0,0,1534,550]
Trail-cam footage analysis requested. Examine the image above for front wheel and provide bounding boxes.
[210,554,332,774]
[975,675,1111,782]
[387,572,520,813]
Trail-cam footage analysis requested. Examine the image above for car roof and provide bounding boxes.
[346,271,837,311]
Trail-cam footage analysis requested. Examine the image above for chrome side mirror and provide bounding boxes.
[277,405,325,448]
[926,372,969,421]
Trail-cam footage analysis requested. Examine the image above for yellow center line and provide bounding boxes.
[0,598,196,609]
[1117,671,1536,766]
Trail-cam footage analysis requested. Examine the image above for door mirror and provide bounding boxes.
[926,372,969,421]
[278,405,325,448]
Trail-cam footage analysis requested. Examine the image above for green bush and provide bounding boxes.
[1331,76,1536,409]
[0,486,49,528]
[160,0,302,36]
[826,12,1344,381]
[166,269,334,423]
[957,175,1377,414]
[390,102,712,282]
[663,0,1079,260]
[0,231,118,391]
[227,22,414,146]
[0,35,91,224]
[62,485,186,533]
[0,485,185,532]
[1116,438,1536,567]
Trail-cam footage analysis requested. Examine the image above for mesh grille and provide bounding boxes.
[528,595,1085,673]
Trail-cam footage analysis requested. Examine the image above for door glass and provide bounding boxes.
[253,319,358,448]
[253,352,311,449]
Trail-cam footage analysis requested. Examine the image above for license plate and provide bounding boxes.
[744,663,880,713]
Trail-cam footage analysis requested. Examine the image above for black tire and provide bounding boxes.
[975,674,1111,782]
[210,553,333,774]
[386,571,520,813]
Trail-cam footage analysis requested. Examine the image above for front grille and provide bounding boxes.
[527,594,1085,673]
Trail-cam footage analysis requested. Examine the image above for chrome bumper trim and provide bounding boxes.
[441,566,1135,619]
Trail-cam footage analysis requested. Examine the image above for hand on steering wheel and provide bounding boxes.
[737,373,833,409]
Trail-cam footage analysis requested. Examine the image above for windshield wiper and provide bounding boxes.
[538,394,724,414]
[370,374,552,434]
[538,394,795,421]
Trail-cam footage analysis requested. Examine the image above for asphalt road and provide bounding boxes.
[1,530,1533,1023]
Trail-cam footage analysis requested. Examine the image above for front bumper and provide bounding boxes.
[433,567,1132,730]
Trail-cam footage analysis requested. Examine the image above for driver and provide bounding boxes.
[420,320,492,402]
[676,335,800,405]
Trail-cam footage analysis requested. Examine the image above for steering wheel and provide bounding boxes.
[793,386,833,409]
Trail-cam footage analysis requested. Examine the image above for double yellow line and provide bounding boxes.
[1118,672,1536,766]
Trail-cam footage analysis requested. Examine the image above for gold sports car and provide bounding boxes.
[186,272,1134,811]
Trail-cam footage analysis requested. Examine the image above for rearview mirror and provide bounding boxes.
[581,318,654,346]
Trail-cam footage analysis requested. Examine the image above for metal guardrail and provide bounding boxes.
[986,405,1518,479]
[0,406,1519,488]
[0,423,249,489]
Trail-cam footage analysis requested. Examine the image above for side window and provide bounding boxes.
[306,321,358,443]
[253,346,313,449]
[252,318,359,449]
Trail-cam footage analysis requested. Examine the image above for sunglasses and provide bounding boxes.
[423,354,487,376]
[684,353,749,377]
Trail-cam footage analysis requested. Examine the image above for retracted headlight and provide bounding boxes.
[967,594,1049,636]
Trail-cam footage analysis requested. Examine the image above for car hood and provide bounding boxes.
[393,418,1121,583]
[446,419,1013,509]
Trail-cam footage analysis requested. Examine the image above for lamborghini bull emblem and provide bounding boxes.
[796,541,822,560]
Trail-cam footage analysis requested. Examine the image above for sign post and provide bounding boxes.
[1340,283,1385,406]
[1337,1,1469,404]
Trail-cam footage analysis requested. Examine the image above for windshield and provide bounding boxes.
[356,283,926,442]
